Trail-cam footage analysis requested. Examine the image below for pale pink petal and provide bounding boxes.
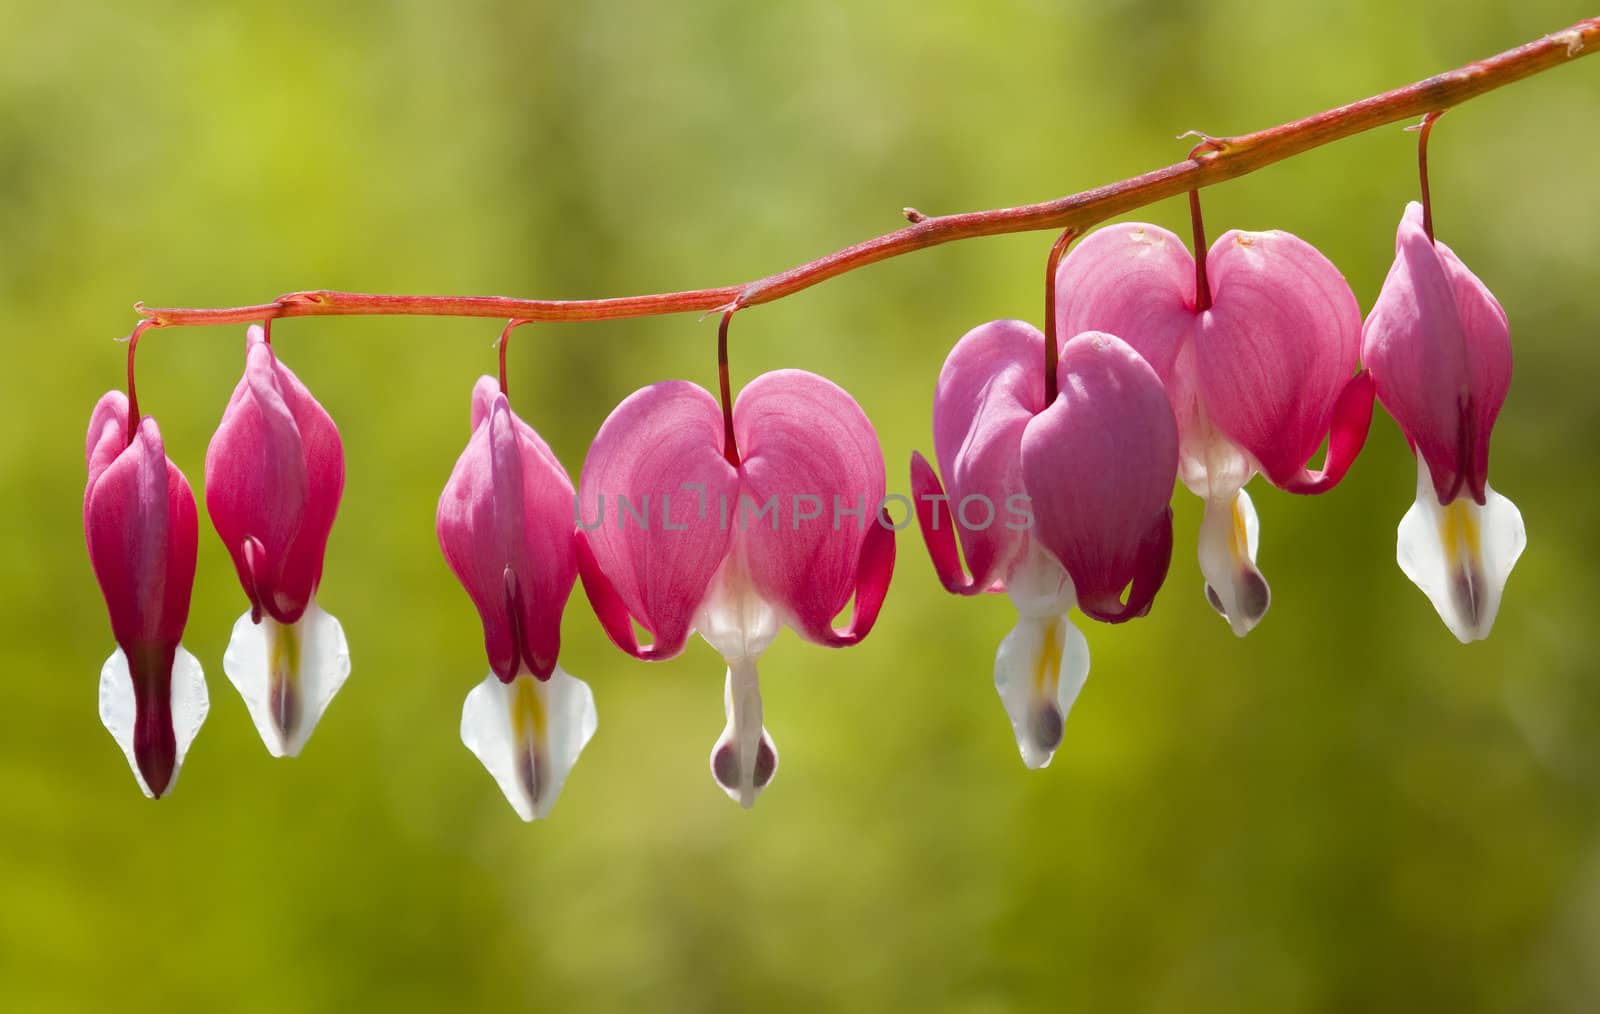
[735,369,892,645]
[470,374,498,433]
[577,380,739,659]
[1021,332,1178,622]
[85,390,129,491]
[927,320,1043,592]
[1197,229,1363,489]
[1053,222,1197,384]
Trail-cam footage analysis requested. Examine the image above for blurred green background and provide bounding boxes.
[3,2,1599,1011]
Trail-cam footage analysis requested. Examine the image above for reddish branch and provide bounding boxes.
[136,18,1599,333]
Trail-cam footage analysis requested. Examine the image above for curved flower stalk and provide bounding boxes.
[437,376,597,821]
[1362,202,1524,642]
[576,369,894,807]
[911,323,1178,767]
[85,392,207,797]
[1055,222,1374,636]
[206,325,349,757]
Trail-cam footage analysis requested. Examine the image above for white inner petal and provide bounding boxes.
[1397,457,1526,643]
[1197,486,1271,637]
[221,597,351,758]
[693,540,781,661]
[98,643,208,798]
[1171,345,1257,499]
[694,542,782,807]
[1005,541,1076,620]
[461,665,598,821]
[709,658,779,808]
[993,610,1090,770]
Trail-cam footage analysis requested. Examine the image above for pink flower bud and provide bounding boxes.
[85,391,207,797]
[1362,202,1525,642]
[205,326,348,757]
[437,377,595,820]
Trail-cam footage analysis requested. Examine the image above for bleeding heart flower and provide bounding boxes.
[575,369,894,807]
[1054,222,1374,635]
[437,376,597,820]
[85,391,208,797]
[911,322,1177,767]
[1362,202,1524,642]
[205,325,349,757]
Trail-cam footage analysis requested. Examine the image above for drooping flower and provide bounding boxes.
[1361,202,1524,642]
[205,325,349,757]
[1055,222,1374,635]
[437,376,597,820]
[85,391,208,797]
[575,369,894,807]
[911,323,1178,767]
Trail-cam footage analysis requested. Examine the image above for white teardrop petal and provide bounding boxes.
[709,657,778,808]
[461,666,597,821]
[1397,457,1526,643]
[221,597,351,757]
[98,643,208,798]
[1197,487,1271,637]
[993,612,1090,769]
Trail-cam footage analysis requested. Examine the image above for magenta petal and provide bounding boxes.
[1083,507,1174,623]
[928,320,1043,591]
[1277,369,1376,495]
[812,511,896,646]
[1021,333,1178,621]
[1362,203,1512,504]
[438,379,576,680]
[574,529,657,659]
[578,380,739,658]
[734,369,891,645]
[910,451,986,594]
[1053,222,1196,384]
[1196,229,1363,489]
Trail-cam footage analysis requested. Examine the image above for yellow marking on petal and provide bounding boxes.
[1033,618,1064,697]
[510,675,547,744]
[1440,498,1481,564]
[1229,495,1250,562]
[268,619,300,688]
